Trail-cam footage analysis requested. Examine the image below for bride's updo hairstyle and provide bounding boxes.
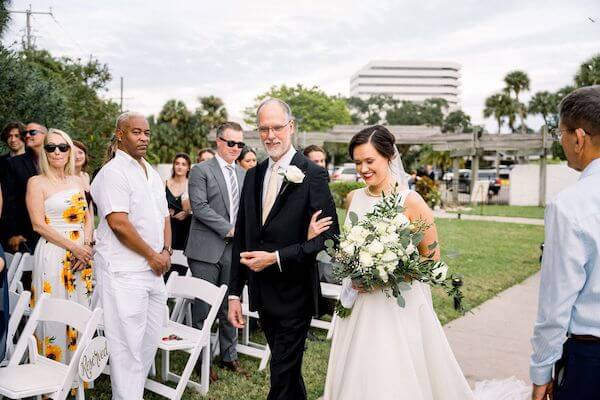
[348,125,396,161]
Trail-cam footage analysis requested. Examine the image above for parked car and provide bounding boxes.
[332,165,359,182]
[443,169,501,195]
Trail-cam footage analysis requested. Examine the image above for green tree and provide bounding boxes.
[195,95,228,129]
[0,0,10,38]
[158,99,191,128]
[504,70,530,133]
[483,93,517,133]
[442,110,473,133]
[346,94,397,125]
[245,84,351,131]
[419,145,453,176]
[528,91,558,128]
[575,54,600,87]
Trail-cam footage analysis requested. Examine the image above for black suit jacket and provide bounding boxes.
[0,149,39,250]
[230,151,340,319]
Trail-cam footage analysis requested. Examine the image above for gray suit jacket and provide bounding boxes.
[185,157,246,263]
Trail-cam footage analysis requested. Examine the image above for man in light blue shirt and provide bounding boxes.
[531,85,600,400]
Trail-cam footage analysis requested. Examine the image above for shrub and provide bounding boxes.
[329,181,365,208]
[415,176,441,208]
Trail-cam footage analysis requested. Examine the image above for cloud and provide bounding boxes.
[4,0,599,131]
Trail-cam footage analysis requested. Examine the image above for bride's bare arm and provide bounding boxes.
[404,192,440,261]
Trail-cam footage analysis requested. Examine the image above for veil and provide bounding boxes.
[389,146,409,190]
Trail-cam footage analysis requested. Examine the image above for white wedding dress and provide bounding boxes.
[323,188,529,400]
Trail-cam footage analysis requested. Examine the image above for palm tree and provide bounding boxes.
[483,93,506,133]
[575,55,600,87]
[196,95,228,129]
[504,70,530,133]
[529,91,558,127]
[158,99,191,128]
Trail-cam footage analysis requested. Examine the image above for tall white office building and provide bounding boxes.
[350,60,462,109]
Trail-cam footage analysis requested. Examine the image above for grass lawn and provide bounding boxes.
[447,204,545,219]
[88,218,543,400]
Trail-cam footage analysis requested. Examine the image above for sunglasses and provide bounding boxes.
[218,137,245,149]
[44,143,71,153]
[25,129,43,136]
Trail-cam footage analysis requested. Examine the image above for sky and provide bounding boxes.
[3,0,599,131]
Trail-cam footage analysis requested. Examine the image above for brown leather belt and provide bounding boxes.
[570,334,600,342]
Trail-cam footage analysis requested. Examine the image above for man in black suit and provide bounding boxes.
[228,99,339,400]
[0,122,47,252]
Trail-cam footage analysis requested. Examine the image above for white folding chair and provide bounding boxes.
[0,293,102,400]
[145,272,227,399]
[2,290,31,364]
[5,253,21,289]
[311,282,342,340]
[10,253,33,293]
[170,250,193,325]
[235,286,271,371]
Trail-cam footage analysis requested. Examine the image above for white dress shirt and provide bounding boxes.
[215,154,238,225]
[530,158,600,384]
[91,150,170,272]
[262,146,297,206]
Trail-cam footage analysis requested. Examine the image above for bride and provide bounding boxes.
[309,125,528,400]
[315,125,474,400]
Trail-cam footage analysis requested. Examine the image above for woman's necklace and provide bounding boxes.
[365,180,397,197]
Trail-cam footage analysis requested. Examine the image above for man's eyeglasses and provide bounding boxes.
[549,127,587,141]
[218,137,245,149]
[24,129,43,137]
[44,143,71,153]
[257,120,292,135]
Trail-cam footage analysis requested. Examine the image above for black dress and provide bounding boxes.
[166,185,191,250]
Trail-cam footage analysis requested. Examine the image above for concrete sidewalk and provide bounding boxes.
[434,210,544,226]
[443,272,540,386]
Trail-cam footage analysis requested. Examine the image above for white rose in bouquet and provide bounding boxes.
[367,240,384,255]
[348,226,367,246]
[359,251,374,267]
[381,232,399,244]
[375,222,388,235]
[341,241,355,256]
[381,250,397,263]
[405,243,417,255]
[432,263,448,283]
[377,266,389,283]
[283,165,305,183]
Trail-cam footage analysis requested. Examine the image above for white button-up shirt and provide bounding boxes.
[530,158,600,384]
[215,154,238,225]
[262,146,297,205]
[91,150,169,272]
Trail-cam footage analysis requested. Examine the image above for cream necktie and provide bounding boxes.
[262,161,281,224]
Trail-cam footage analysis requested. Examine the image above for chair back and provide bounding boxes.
[171,250,189,268]
[4,290,31,361]
[6,252,22,290]
[10,253,33,292]
[166,273,226,307]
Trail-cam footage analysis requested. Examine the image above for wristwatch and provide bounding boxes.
[162,246,173,256]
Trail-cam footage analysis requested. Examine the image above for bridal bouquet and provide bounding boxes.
[317,191,465,318]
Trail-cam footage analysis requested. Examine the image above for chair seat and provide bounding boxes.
[158,321,204,351]
[0,362,67,396]
[321,283,341,299]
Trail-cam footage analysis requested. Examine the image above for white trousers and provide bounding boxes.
[98,267,167,400]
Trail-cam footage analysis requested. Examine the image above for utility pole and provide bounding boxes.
[8,4,54,51]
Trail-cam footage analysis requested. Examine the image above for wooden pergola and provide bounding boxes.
[208,125,554,206]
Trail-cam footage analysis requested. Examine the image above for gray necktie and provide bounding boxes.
[225,165,239,224]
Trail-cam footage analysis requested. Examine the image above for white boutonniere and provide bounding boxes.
[280,165,305,184]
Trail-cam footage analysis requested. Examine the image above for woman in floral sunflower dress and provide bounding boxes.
[26,128,94,364]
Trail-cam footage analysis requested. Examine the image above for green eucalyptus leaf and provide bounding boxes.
[396,294,406,308]
[349,211,358,226]
[325,239,334,249]
[316,251,332,263]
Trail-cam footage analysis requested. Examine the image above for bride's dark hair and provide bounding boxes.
[348,125,396,160]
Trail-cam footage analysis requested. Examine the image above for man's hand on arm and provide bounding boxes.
[240,251,277,272]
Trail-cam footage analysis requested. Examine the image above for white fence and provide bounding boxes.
[509,164,580,206]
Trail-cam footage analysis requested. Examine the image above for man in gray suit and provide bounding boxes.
[185,121,248,378]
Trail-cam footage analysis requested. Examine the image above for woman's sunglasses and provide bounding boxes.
[44,143,71,153]
[218,137,245,149]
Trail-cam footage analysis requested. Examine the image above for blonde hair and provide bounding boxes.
[39,128,76,180]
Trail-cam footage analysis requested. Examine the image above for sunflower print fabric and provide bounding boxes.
[32,188,94,366]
